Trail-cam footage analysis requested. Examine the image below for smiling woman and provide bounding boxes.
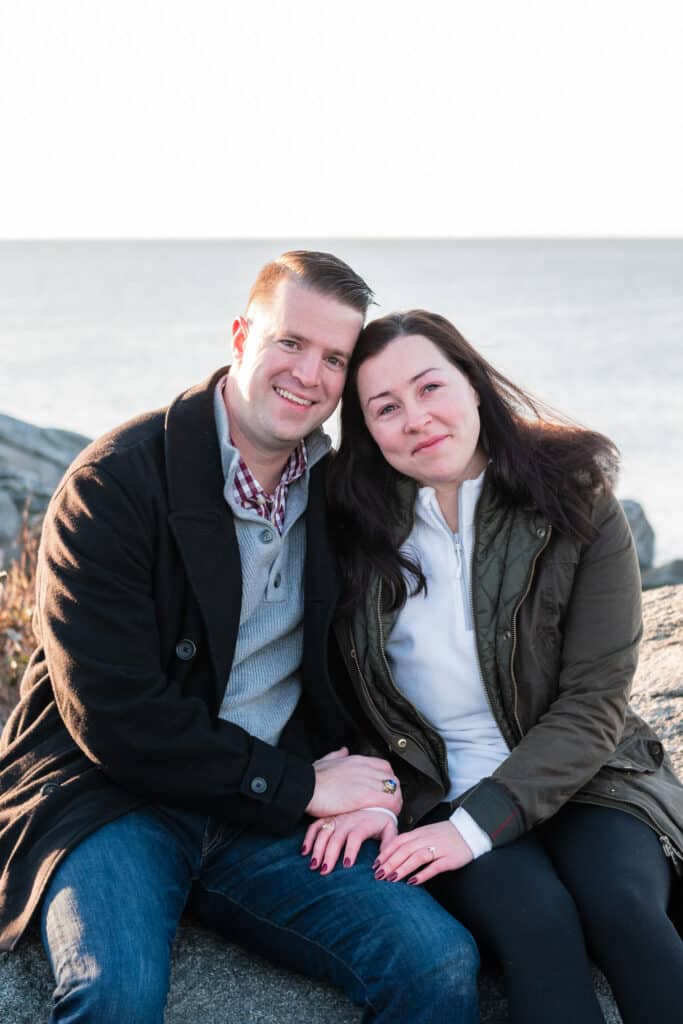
[319,308,683,1024]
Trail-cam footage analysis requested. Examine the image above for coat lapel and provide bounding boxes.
[165,368,242,704]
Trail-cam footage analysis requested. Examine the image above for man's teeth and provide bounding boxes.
[275,387,313,407]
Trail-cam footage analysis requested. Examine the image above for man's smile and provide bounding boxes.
[274,386,315,407]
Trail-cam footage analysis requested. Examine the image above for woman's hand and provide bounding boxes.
[374,821,473,885]
[302,809,398,875]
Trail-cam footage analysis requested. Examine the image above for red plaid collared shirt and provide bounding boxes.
[232,441,308,534]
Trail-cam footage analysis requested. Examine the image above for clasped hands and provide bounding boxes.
[303,747,473,884]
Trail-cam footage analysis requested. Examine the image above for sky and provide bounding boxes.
[1,0,682,238]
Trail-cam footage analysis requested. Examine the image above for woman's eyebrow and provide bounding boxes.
[365,368,439,406]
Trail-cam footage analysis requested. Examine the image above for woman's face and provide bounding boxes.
[356,333,487,490]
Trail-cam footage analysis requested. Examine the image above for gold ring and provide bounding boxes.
[427,846,437,861]
[382,778,398,795]
[320,822,335,832]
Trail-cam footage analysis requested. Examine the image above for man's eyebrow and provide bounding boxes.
[365,368,438,406]
[278,332,352,359]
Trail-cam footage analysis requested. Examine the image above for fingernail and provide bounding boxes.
[310,858,318,869]
[301,845,308,855]
[408,876,419,885]
[321,863,328,873]
[372,859,380,869]
[343,857,351,868]
[387,871,398,882]
[374,869,385,880]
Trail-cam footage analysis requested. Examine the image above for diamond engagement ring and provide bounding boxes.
[382,778,398,794]
[427,846,437,861]
[320,822,335,832]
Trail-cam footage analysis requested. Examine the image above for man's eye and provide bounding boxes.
[325,356,346,369]
[280,338,300,350]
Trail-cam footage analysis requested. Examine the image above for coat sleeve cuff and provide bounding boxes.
[237,738,316,833]
[457,778,526,848]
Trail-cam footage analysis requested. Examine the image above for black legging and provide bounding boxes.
[427,803,682,1024]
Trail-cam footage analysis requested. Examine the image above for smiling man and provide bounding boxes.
[0,252,479,1023]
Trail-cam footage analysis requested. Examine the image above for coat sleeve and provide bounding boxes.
[459,492,643,846]
[36,458,315,834]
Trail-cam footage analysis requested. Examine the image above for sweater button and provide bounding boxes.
[250,776,268,795]
[396,737,408,750]
[176,639,197,661]
[273,573,281,588]
[259,529,274,544]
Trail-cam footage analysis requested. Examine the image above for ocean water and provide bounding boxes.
[0,240,681,563]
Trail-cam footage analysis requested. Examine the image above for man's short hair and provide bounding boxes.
[247,251,375,318]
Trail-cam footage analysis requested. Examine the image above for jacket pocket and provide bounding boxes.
[605,728,664,773]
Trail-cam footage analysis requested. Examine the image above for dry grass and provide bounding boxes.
[0,514,38,726]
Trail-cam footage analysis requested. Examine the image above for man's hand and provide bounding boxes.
[305,747,402,818]
[302,808,398,874]
[373,821,473,885]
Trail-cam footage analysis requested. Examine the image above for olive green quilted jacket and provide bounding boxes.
[336,471,683,871]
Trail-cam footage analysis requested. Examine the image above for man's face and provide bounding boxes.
[228,278,363,459]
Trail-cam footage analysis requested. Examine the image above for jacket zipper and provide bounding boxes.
[660,833,683,867]
[376,579,451,780]
[509,524,552,740]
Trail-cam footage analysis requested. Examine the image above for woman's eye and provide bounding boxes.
[378,403,397,417]
[423,382,441,394]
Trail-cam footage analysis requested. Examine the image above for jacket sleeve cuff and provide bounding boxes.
[457,778,526,848]
[237,738,316,833]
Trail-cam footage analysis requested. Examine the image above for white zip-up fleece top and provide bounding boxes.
[386,469,509,856]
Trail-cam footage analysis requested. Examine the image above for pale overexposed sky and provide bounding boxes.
[0,0,681,237]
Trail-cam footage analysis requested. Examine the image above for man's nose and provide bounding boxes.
[292,351,322,387]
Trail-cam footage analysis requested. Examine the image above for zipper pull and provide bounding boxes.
[453,535,463,577]
[660,834,681,863]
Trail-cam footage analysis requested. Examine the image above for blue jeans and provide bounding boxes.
[40,806,479,1023]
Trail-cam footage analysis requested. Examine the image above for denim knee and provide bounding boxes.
[50,958,169,1024]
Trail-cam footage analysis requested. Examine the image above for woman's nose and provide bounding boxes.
[403,409,431,432]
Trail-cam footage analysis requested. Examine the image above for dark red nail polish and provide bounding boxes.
[387,871,398,882]
[343,857,351,868]
[301,846,308,855]
[310,858,318,869]
[321,863,328,873]
[408,876,418,885]
[372,859,380,869]
[375,869,385,880]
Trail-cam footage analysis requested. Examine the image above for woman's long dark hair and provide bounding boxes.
[328,310,619,613]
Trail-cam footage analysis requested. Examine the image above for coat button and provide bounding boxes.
[536,526,547,538]
[259,529,274,544]
[648,740,663,762]
[250,776,268,794]
[503,629,512,640]
[396,737,408,750]
[40,782,59,796]
[176,639,197,661]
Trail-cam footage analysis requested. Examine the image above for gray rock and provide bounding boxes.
[0,923,622,1024]
[0,413,90,565]
[641,560,683,591]
[621,499,656,570]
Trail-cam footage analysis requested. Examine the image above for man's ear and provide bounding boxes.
[231,316,249,364]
